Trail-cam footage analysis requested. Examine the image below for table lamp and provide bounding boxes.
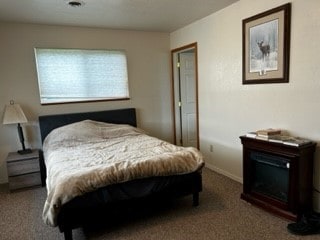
[3,101,32,154]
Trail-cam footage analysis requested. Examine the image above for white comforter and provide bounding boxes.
[42,120,204,227]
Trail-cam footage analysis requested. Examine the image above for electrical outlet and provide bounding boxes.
[209,144,214,152]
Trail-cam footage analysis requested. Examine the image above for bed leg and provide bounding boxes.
[192,192,199,206]
[63,229,73,240]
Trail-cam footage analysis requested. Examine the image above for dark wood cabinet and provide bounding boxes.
[240,136,316,221]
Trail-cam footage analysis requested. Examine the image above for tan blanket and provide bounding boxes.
[42,120,204,227]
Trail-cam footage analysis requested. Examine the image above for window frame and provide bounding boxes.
[34,47,130,105]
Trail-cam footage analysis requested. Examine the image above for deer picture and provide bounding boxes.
[257,41,270,59]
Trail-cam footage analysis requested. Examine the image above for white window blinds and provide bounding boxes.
[34,48,129,104]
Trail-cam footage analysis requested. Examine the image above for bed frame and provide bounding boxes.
[38,108,202,240]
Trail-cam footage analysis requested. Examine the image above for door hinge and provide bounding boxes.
[177,62,180,68]
[178,101,181,107]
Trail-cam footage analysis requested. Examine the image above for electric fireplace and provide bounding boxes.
[251,151,289,203]
[240,136,316,221]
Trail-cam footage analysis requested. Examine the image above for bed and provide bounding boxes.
[39,108,204,240]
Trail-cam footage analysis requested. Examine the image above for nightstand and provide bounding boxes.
[6,149,42,191]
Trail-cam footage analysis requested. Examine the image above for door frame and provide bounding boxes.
[171,42,199,149]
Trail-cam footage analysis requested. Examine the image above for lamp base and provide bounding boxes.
[18,149,32,155]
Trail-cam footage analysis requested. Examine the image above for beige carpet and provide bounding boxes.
[0,168,319,240]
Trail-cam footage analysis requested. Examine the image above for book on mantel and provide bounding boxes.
[254,128,281,140]
[245,128,282,140]
[267,134,293,143]
[256,128,281,137]
[245,132,257,138]
[282,137,312,146]
[244,129,312,146]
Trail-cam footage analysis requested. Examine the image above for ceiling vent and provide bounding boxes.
[67,0,84,7]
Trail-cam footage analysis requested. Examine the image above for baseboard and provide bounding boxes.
[205,163,243,184]
[0,183,9,193]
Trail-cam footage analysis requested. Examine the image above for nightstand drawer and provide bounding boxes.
[9,172,41,191]
[7,158,40,176]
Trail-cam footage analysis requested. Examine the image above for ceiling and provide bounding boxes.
[0,0,238,32]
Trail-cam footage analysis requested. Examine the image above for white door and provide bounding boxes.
[179,52,197,148]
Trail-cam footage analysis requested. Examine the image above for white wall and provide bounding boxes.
[170,0,320,211]
[0,23,171,183]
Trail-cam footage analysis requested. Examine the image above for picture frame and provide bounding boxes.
[242,3,291,84]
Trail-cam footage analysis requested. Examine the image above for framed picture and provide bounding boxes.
[242,3,291,84]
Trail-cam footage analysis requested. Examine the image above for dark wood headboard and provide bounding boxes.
[38,108,136,143]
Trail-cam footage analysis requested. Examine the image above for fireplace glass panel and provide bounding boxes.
[250,151,289,203]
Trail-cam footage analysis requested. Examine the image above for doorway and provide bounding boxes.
[171,43,199,149]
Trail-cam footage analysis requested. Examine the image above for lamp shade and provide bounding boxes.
[3,103,28,125]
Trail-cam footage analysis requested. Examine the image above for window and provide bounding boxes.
[34,48,129,104]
